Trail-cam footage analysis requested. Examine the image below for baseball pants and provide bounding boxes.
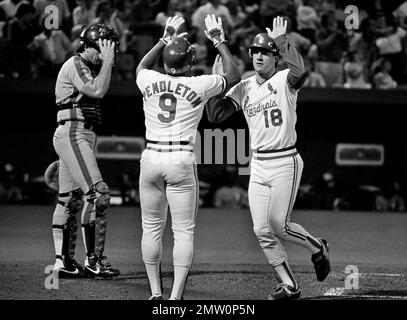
[52,120,103,254]
[140,150,199,268]
[248,153,321,266]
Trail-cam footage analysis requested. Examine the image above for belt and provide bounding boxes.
[252,145,297,160]
[146,139,192,146]
[58,119,93,130]
[145,139,194,153]
[255,145,296,154]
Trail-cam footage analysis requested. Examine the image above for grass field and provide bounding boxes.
[1,205,406,300]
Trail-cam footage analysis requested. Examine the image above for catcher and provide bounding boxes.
[46,23,120,279]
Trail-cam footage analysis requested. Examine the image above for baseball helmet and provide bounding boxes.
[249,33,279,56]
[76,23,119,54]
[162,37,196,74]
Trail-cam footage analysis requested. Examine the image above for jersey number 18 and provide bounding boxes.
[264,108,283,128]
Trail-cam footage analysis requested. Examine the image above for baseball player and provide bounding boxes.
[50,23,120,279]
[136,15,240,300]
[206,16,331,300]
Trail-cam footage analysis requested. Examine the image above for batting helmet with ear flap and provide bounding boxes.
[162,37,196,74]
[76,23,119,55]
[249,33,279,57]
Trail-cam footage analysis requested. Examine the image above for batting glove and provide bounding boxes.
[161,15,185,45]
[204,14,226,47]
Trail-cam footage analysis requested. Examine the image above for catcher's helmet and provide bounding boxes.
[162,37,196,74]
[76,23,119,54]
[249,33,279,56]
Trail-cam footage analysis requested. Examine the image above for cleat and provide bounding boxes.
[53,258,82,278]
[267,283,301,300]
[98,255,120,277]
[149,295,165,300]
[65,257,84,273]
[312,238,331,281]
[84,254,113,279]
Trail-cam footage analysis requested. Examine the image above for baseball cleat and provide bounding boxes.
[149,294,165,300]
[84,254,115,279]
[267,283,301,300]
[311,238,331,281]
[98,255,120,277]
[53,258,83,278]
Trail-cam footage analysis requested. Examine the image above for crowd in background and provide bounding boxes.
[1,0,407,210]
[1,0,407,88]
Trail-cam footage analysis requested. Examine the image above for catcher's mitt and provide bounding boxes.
[44,161,59,191]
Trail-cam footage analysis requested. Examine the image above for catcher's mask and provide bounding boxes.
[76,23,119,57]
[162,37,197,75]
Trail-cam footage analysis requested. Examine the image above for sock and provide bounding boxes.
[53,226,64,259]
[307,236,323,254]
[273,261,297,288]
[170,265,190,300]
[145,262,163,296]
[52,203,69,261]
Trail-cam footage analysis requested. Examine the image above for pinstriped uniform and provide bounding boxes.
[226,69,321,266]
[136,69,226,267]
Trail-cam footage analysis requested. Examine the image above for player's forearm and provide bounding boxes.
[216,43,241,90]
[206,96,236,123]
[274,34,308,90]
[81,60,113,99]
[136,41,165,76]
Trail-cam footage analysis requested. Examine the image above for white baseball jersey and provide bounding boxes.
[136,69,226,149]
[226,69,298,159]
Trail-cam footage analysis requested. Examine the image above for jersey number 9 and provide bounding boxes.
[158,93,177,123]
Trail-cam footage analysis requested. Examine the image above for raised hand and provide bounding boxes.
[212,54,224,75]
[266,16,287,39]
[204,14,226,47]
[161,15,185,44]
[99,39,115,65]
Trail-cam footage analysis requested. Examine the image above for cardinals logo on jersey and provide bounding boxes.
[244,95,250,109]
[268,83,277,94]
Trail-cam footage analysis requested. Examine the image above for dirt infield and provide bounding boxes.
[1,205,407,300]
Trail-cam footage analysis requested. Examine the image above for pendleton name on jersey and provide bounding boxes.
[137,69,226,145]
[226,68,298,152]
